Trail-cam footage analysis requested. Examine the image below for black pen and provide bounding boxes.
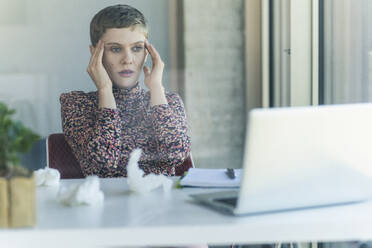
[225,168,235,179]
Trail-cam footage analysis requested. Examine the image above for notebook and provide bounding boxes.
[180,168,242,187]
[190,103,372,215]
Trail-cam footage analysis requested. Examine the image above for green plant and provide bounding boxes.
[0,102,40,176]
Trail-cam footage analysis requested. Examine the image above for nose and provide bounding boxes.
[120,49,133,64]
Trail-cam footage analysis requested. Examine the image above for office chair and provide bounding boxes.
[47,133,84,179]
[47,133,194,179]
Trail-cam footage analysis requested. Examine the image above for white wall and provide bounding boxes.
[0,0,170,137]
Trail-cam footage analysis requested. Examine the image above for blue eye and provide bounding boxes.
[111,47,121,53]
[133,46,143,52]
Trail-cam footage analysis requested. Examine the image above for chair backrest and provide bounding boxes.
[47,133,84,179]
[47,133,194,178]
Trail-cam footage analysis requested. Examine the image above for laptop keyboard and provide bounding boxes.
[213,197,238,207]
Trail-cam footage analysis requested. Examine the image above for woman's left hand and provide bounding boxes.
[143,41,164,91]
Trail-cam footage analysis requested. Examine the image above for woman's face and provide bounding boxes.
[100,27,147,89]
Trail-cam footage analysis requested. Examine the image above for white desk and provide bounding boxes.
[1,178,372,247]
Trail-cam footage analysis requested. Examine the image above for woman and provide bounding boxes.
[60,4,190,178]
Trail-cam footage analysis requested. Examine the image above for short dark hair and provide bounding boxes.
[90,4,148,46]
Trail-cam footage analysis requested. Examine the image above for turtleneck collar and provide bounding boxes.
[112,82,143,101]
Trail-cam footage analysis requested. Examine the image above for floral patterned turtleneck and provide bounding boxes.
[60,83,191,177]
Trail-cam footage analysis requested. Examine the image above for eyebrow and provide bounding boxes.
[105,41,144,46]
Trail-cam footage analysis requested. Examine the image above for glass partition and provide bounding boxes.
[0,0,253,170]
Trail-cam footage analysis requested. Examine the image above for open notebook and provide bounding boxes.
[180,168,242,187]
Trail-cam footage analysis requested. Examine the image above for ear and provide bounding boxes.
[89,44,94,55]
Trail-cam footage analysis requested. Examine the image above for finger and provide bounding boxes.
[144,46,149,61]
[145,41,163,66]
[144,39,149,54]
[88,41,98,66]
[91,40,103,66]
[143,66,151,77]
[87,45,94,72]
[88,40,100,68]
[96,40,105,66]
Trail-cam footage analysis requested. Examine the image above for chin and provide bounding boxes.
[114,80,138,89]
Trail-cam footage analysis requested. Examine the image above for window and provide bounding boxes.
[321,0,372,104]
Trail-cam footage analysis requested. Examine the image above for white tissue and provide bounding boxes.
[34,167,60,186]
[127,149,173,194]
[57,176,104,206]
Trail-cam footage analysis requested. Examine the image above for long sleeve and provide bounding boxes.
[143,92,191,174]
[60,92,124,177]
[60,87,191,178]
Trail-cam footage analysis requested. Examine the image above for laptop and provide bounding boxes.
[190,103,372,215]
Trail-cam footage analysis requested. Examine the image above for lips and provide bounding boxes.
[118,69,134,78]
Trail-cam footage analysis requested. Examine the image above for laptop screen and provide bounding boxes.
[235,103,372,214]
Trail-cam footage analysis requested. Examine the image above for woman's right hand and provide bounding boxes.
[87,40,113,92]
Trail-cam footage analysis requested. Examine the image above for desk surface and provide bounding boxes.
[1,178,372,247]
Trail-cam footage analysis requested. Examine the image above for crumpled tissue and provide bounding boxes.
[127,149,173,194]
[57,176,104,206]
[34,167,60,186]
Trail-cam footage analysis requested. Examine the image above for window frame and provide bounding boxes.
[262,0,320,107]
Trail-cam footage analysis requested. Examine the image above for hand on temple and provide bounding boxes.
[143,40,168,106]
[87,40,116,109]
